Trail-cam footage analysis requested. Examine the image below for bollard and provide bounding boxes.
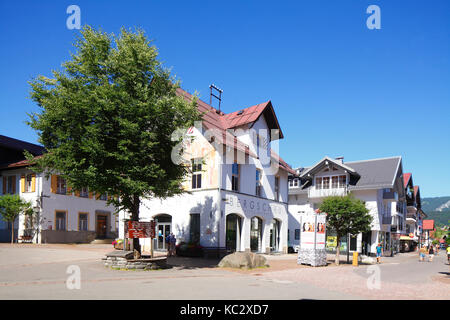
[352,251,359,266]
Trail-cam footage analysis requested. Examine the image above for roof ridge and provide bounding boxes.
[344,156,402,164]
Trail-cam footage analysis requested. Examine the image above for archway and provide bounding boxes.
[153,214,172,251]
[226,214,242,253]
[250,216,263,252]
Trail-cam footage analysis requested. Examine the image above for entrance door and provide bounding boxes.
[269,219,280,252]
[156,223,171,250]
[96,215,107,239]
[226,214,241,252]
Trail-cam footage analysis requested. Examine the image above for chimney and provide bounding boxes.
[335,156,344,164]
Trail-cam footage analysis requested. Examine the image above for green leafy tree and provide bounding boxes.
[319,195,372,265]
[0,195,33,244]
[27,26,201,253]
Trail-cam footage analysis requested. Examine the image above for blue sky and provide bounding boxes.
[0,1,449,197]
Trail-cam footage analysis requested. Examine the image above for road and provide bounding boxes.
[0,244,448,300]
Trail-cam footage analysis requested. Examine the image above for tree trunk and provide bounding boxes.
[335,235,340,265]
[131,194,141,254]
[11,222,14,244]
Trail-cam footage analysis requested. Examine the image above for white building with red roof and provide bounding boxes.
[119,88,295,256]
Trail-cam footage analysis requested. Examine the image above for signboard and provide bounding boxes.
[126,221,156,239]
[326,236,337,249]
[422,220,434,230]
[316,214,326,250]
[300,215,316,249]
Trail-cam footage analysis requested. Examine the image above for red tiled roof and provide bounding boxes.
[0,155,42,170]
[176,87,293,174]
[414,185,419,197]
[403,173,412,188]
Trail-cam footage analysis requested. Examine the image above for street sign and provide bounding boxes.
[126,221,156,239]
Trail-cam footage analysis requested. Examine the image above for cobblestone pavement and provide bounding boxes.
[0,244,448,299]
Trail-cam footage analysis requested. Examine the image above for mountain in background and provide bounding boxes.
[421,196,450,227]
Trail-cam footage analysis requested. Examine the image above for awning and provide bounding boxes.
[400,236,418,241]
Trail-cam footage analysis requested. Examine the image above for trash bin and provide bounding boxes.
[352,251,358,266]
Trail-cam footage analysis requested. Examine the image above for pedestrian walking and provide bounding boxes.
[169,232,176,257]
[428,245,434,262]
[419,245,426,262]
[376,243,383,264]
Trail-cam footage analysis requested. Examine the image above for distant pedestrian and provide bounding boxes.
[428,245,434,262]
[169,232,176,257]
[419,246,426,262]
[376,243,383,264]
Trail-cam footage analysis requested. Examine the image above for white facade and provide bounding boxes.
[288,157,405,256]
[0,167,117,243]
[119,110,291,255]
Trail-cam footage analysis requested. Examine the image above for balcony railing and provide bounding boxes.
[308,186,348,198]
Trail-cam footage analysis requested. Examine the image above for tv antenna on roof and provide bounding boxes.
[209,84,223,113]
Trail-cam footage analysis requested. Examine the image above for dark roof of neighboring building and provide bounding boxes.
[293,156,402,191]
[345,157,402,190]
[0,135,45,155]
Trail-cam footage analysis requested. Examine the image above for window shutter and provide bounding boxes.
[31,174,36,192]
[50,175,57,193]
[66,185,72,196]
[2,177,6,194]
[21,175,26,193]
[88,191,93,199]
[11,176,16,194]
[75,189,80,197]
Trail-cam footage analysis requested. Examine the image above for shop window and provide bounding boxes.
[295,229,300,240]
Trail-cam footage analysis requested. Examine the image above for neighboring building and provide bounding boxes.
[288,156,406,257]
[0,135,118,243]
[119,88,295,256]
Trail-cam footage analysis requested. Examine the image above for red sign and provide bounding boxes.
[422,220,434,230]
[126,221,156,239]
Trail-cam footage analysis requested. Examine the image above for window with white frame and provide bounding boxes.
[338,175,346,187]
[79,213,88,231]
[323,177,330,189]
[80,187,89,198]
[24,174,33,192]
[55,211,66,230]
[315,177,322,189]
[56,176,67,194]
[191,158,202,189]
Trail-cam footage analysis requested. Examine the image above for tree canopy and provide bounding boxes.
[319,194,372,264]
[27,26,201,252]
[0,194,33,243]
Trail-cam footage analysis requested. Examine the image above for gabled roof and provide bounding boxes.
[403,172,412,189]
[297,156,402,191]
[222,100,284,139]
[414,185,420,197]
[299,156,359,179]
[345,156,402,190]
[176,87,293,174]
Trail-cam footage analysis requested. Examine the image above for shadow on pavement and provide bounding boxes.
[165,256,221,270]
